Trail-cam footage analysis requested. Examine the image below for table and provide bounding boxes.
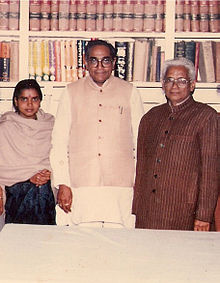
[0,224,220,283]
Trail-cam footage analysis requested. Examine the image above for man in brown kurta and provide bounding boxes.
[132,58,218,231]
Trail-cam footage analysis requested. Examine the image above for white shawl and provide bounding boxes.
[0,109,54,187]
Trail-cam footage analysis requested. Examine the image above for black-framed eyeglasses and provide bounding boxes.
[163,77,191,88]
[88,57,113,68]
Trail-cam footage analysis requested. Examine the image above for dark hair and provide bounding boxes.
[85,39,116,60]
[13,79,43,111]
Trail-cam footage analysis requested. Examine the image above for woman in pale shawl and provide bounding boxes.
[0,79,56,225]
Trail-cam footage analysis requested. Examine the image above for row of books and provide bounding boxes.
[29,0,165,32]
[174,40,220,83]
[28,38,165,83]
[0,40,19,81]
[175,0,219,33]
[0,0,19,31]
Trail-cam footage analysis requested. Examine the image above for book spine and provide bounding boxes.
[174,40,185,58]
[209,1,219,33]
[143,0,155,32]
[150,44,159,82]
[122,0,134,32]
[54,40,61,81]
[60,39,66,81]
[96,0,104,31]
[155,0,164,32]
[198,41,206,82]
[185,40,196,65]
[82,40,88,77]
[77,39,83,79]
[155,46,161,82]
[0,41,10,81]
[30,40,36,79]
[203,41,215,82]
[103,0,113,31]
[8,0,19,30]
[194,41,200,81]
[133,0,144,32]
[112,1,123,31]
[86,0,97,31]
[114,41,128,80]
[76,0,86,31]
[64,40,72,82]
[29,0,41,31]
[48,39,56,81]
[213,41,220,82]
[191,0,200,32]
[160,50,165,79]
[40,0,51,31]
[133,39,149,82]
[59,0,70,31]
[50,0,59,31]
[10,40,19,81]
[146,39,154,82]
[35,40,42,81]
[69,39,78,81]
[199,41,215,83]
[175,0,184,32]
[199,0,209,32]
[183,0,191,32]
[0,0,9,30]
[69,0,77,31]
[41,40,50,81]
[126,41,134,82]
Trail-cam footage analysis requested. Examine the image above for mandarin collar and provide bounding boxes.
[168,95,195,113]
[87,75,114,90]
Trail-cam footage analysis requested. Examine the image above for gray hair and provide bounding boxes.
[161,57,196,81]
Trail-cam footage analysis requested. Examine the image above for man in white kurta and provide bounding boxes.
[50,40,144,228]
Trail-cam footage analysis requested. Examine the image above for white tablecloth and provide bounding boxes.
[0,224,220,283]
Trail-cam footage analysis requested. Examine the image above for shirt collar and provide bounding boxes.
[168,95,194,113]
[87,75,114,90]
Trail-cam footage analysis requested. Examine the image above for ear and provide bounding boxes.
[112,58,116,69]
[190,80,196,92]
[162,80,165,93]
[85,60,88,70]
[14,98,18,107]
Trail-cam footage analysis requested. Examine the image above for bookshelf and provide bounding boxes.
[0,0,220,115]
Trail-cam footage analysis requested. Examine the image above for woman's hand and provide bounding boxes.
[30,169,51,187]
[0,186,3,215]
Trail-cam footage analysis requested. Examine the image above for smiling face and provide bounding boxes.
[14,88,41,119]
[86,45,116,87]
[162,65,195,106]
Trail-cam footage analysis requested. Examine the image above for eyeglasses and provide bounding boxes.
[163,77,191,88]
[88,57,113,68]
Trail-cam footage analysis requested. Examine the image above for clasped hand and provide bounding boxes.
[30,169,51,187]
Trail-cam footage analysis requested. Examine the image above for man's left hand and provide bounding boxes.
[194,219,210,231]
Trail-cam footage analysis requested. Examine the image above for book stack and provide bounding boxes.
[175,0,220,32]
[29,0,166,32]
[0,0,20,30]
[28,38,164,82]
[174,40,220,82]
[0,40,19,81]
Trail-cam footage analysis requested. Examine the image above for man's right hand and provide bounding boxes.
[57,185,72,213]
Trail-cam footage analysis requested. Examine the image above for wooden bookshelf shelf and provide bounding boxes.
[0,0,219,115]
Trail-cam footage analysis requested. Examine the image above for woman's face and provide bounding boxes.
[14,88,41,119]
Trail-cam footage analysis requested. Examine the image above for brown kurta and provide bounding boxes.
[132,96,218,230]
[214,114,220,231]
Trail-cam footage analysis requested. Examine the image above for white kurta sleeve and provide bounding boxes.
[50,88,71,188]
[130,86,144,159]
